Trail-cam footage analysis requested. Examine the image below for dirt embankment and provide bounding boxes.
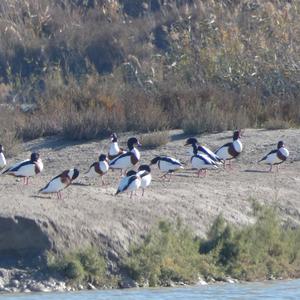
[0,129,299,261]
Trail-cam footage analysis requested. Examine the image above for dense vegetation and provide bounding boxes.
[123,204,300,286]
[47,204,300,287]
[46,247,112,286]
[1,0,300,151]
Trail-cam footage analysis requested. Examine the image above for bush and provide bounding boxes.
[123,220,206,286]
[200,206,300,281]
[47,247,107,284]
[140,131,169,149]
[124,205,300,285]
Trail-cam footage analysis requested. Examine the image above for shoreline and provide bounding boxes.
[0,268,294,295]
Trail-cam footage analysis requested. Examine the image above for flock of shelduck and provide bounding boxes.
[0,130,290,199]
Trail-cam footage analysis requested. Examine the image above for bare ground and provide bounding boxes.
[0,128,300,258]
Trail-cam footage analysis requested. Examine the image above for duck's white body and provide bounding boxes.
[191,154,218,170]
[215,139,243,160]
[109,148,140,170]
[0,152,6,169]
[40,176,66,193]
[109,142,121,157]
[85,161,109,177]
[5,158,43,177]
[157,157,183,172]
[138,170,152,189]
[260,147,289,165]
[39,169,79,198]
[116,174,141,195]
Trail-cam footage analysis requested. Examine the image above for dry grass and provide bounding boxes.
[0,0,299,141]
[264,119,291,130]
[0,108,21,157]
[140,131,169,149]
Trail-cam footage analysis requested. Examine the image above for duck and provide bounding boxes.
[85,154,109,185]
[115,170,141,198]
[187,141,219,177]
[185,137,222,164]
[137,164,152,196]
[108,133,125,161]
[150,156,184,181]
[2,152,43,184]
[258,141,289,172]
[39,168,79,199]
[215,130,243,169]
[109,137,141,174]
[0,145,6,170]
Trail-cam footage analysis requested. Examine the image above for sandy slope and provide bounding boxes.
[0,129,300,257]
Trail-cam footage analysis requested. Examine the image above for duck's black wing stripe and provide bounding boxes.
[198,146,222,162]
[215,142,231,153]
[123,175,138,192]
[139,171,149,178]
[40,173,62,192]
[259,149,277,162]
[3,160,31,173]
[194,154,212,165]
[161,157,181,165]
[89,162,97,169]
[109,152,131,166]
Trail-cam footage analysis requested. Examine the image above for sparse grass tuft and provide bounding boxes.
[140,131,169,149]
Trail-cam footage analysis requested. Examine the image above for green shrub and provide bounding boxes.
[124,205,300,285]
[124,220,208,286]
[200,206,300,281]
[65,260,85,281]
[47,247,107,284]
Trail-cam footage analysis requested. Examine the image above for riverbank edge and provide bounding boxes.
[0,266,290,295]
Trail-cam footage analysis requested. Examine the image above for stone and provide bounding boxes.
[10,279,20,288]
[87,283,97,290]
[197,277,208,285]
[225,277,235,284]
[119,277,139,289]
[28,282,51,292]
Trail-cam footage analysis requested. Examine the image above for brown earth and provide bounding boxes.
[0,128,299,260]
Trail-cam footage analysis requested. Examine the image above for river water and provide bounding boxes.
[2,279,300,300]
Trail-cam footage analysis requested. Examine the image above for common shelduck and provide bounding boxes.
[85,154,109,185]
[109,137,141,174]
[258,141,289,172]
[185,138,222,164]
[39,168,79,199]
[186,140,219,177]
[137,164,152,196]
[3,152,43,184]
[0,145,6,170]
[150,156,184,181]
[115,170,141,198]
[108,133,125,160]
[215,130,243,168]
